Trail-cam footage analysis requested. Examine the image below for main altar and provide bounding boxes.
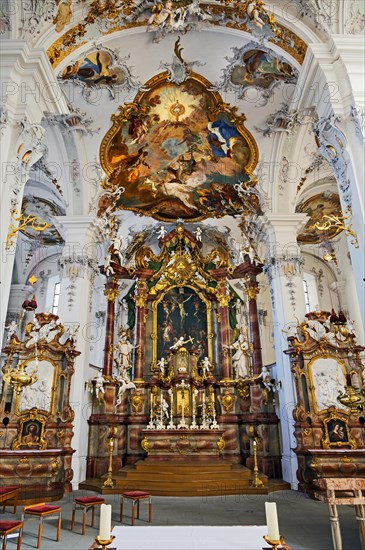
[85,224,282,495]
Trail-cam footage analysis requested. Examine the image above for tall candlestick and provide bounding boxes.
[265,502,280,541]
[99,504,111,541]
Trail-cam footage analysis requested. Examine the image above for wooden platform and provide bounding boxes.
[80,460,290,497]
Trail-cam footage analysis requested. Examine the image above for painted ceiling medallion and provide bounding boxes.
[296,192,343,244]
[59,46,144,101]
[99,71,259,222]
[214,42,298,106]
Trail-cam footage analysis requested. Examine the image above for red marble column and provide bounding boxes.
[216,278,232,380]
[243,276,263,375]
[133,279,149,382]
[102,279,119,377]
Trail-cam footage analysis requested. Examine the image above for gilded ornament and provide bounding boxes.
[104,286,119,302]
[130,391,144,414]
[141,436,150,455]
[216,436,225,455]
[236,380,250,399]
[6,210,52,251]
[244,285,260,300]
[221,389,234,412]
[50,457,60,474]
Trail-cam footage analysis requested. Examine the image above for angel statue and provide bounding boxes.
[256,366,276,392]
[201,356,212,377]
[87,372,106,404]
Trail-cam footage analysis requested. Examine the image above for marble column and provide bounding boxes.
[103,278,119,377]
[243,272,263,376]
[263,214,308,489]
[215,276,232,381]
[133,276,150,382]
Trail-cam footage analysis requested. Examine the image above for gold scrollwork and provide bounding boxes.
[216,436,225,456]
[244,285,260,300]
[50,457,60,474]
[141,436,150,455]
[104,286,120,302]
[221,389,235,412]
[130,391,144,414]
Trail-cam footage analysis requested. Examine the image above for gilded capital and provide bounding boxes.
[135,280,149,307]
[104,285,119,302]
[244,284,260,300]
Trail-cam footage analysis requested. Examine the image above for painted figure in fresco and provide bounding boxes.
[61,50,125,87]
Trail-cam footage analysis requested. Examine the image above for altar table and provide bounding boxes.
[104,525,270,549]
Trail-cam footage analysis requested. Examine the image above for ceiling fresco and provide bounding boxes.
[59,47,143,100]
[296,192,343,244]
[20,197,64,245]
[215,43,298,105]
[99,71,259,221]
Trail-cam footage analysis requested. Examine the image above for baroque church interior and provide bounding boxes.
[0,0,364,548]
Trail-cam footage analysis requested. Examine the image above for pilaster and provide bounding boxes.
[263,214,308,489]
[54,216,100,488]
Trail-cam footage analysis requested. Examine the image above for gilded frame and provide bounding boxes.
[12,410,47,450]
[308,354,347,414]
[151,283,214,369]
[322,411,356,449]
[16,357,57,416]
[99,70,259,222]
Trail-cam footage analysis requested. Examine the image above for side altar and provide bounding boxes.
[85,224,281,493]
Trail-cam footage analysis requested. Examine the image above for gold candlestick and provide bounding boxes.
[251,438,264,488]
[103,427,117,488]
[263,534,286,549]
[95,535,115,549]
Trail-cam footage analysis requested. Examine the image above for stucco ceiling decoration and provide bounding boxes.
[58,44,145,101]
[19,197,64,245]
[99,60,260,222]
[296,192,343,244]
[47,1,307,68]
[213,42,298,107]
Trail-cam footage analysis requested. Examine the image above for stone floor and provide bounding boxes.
[0,489,361,550]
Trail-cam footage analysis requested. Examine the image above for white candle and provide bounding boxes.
[265,502,280,541]
[99,503,111,541]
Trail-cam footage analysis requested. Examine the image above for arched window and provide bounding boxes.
[52,282,61,315]
[302,273,319,313]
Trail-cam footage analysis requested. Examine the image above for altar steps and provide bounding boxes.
[81,460,289,496]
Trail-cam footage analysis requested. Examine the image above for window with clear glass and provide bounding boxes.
[52,282,61,315]
[302,273,319,313]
